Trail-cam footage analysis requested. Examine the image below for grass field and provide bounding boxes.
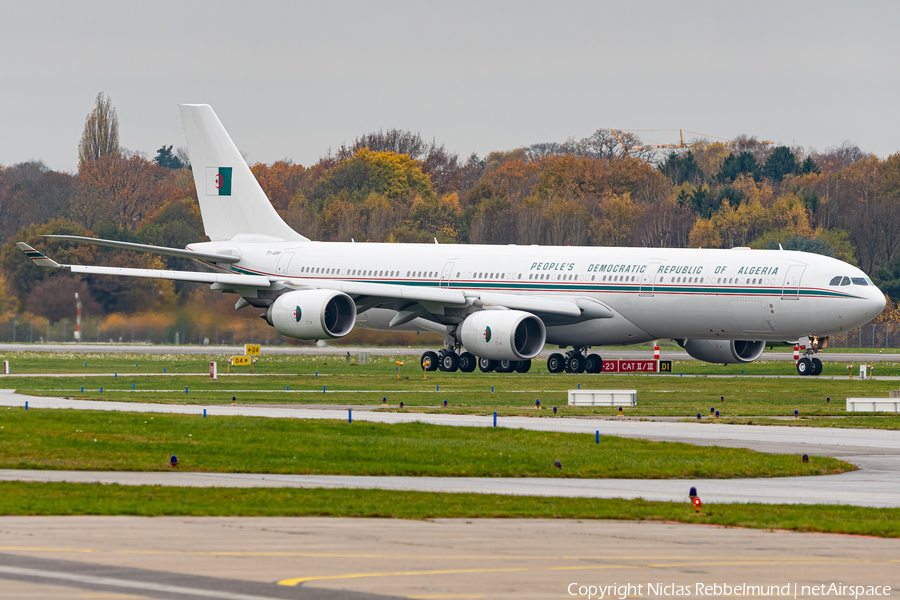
[3,351,900,425]
[0,350,894,534]
[3,482,899,538]
[0,410,849,478]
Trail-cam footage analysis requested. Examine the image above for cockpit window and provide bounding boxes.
[841,277,851,286]
[851,277,868,286]
[829,276,842,285]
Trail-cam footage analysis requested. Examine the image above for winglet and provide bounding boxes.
[17,243,62,268]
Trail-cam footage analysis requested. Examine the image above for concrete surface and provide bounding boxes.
[0,517,898,600]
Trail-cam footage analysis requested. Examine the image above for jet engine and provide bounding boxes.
[680,339,766,364]
[263,290,356,339]
[458,310,545,360]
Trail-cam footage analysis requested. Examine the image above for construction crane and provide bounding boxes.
[611,129,773,156]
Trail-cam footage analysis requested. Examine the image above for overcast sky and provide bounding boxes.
[2,1,898,172]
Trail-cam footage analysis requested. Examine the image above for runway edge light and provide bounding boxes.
[170,455,178,468]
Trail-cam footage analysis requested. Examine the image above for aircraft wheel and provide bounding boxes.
[439,352,459,372]
[811,357,823,376]
[496,360,514,373]
[567,354,586,374]
[515,359,531,373]
[585,353,603,374]
[547,353,565,374]
[796,357,812,376]
[421,351,439,372]
[478,357,497,372]
[458,352,477,373]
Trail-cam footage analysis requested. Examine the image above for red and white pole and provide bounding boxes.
[74,293,82,341]
[653,345,660,360]
[793,345,799,362]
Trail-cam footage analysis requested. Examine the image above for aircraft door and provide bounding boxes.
[639,262,662,297]
[276,252,295,277]
[440,262,455,287]
[781,265,805,299]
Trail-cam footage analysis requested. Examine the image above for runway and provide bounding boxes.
[3,392,900,507]
[0,517,898,600]
[2,343,898,362]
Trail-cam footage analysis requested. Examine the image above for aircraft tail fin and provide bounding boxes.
[179,104,308,243]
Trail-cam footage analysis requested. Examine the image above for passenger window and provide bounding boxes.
[851,277,868,286]
[841,277,851,286]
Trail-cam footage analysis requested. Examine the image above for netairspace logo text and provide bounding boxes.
[567,583,892,599]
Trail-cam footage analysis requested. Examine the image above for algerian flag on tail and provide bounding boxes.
[206,166,232,196]
[181,104,307,241]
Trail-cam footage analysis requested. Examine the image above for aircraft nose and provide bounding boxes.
[870,286,887,316]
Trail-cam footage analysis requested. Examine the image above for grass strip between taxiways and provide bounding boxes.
[0,410,852,479]
[2,482,900,538]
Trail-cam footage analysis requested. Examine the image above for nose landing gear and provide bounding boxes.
[796,339,823,376]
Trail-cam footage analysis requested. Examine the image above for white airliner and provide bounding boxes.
[18,105,886,376]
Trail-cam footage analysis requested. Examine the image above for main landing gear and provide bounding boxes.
[547,348,603,374]
[421,348,479,373]
[420,344,603,375]
[420,348,530,374]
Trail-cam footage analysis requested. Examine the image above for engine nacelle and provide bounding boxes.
[681,339,766,364]
[458,310,545,360]
[264,290,356,339]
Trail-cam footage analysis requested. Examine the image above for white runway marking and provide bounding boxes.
[0,565,284,600]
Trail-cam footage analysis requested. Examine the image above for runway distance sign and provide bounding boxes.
[602,360,671,373]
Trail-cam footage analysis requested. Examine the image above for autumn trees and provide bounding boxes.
[4,94,900,338]
[78,93,120,165]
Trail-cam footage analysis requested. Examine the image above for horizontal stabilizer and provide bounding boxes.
[42,235,239,263]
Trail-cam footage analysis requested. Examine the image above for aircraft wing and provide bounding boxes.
[16,243,269,287]
[18,243,609,320]
[292,278,610,320]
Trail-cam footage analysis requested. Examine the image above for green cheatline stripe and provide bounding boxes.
[228,266,861,299]
[24,251,44,258]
